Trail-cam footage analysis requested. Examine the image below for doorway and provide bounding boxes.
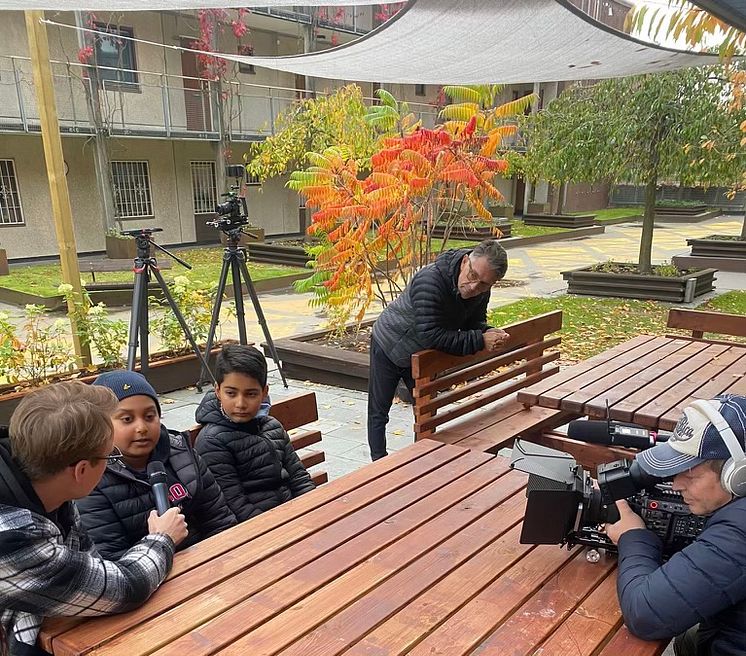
[180,38,212,132]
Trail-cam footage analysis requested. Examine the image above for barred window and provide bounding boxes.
[111,161,153,218]
[0,159,24,225]
[191,161,218,214]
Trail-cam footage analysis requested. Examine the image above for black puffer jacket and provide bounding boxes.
[617,496,746,655]
[195,392,315,523]
[76,426,236,560]
[372,248,492,366]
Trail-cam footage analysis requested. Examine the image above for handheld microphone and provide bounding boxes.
[147,461,171,516]
[567,419,666,450]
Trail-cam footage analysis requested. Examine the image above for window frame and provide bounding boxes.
[190,161,218,215]
[110,160,154,220]
[92,22,140,93]
[415,83,427,97]
[0,159,25,227]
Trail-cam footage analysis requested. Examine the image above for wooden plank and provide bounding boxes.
[269,392,318,431]
[412,311,562,379]
[285,514,531,656]
[532,571,622,656]
[299,450,325,469]
[596,625,668,656]
[405,547,583,656]
[310,471,328,486]
[632,345,746,427]
[559,337,693,414]
[529,432,634,476]
[151,465,528,656]
[668,308,746,339]
[453,409,569,453]
[87,451,502,656]
[418,366,560,433]
[516,335,659,407]
[417,351,560,415]
[413,337,561,398]
[591,342,727,423]
[48,441,451,655]
[462,554,617,656]
[289,429,322,451]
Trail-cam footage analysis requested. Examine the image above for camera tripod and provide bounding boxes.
[198,226,288,388]
[124,228,216,386]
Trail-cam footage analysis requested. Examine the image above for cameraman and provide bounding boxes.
[605,394,746,656]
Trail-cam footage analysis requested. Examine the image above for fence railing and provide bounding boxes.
[0,55,440,141]
[611,184,745,212]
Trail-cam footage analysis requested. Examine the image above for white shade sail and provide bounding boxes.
[217,0,720,84]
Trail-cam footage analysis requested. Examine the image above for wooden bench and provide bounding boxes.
[78,258,172,283]
[268,391,328,486]
[667,308,746,343]
[412,311,572,453]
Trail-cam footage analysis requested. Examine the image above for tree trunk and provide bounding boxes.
[639,177,657,275]
[741,202,746,240]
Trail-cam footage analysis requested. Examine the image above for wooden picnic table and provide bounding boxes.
[517,334,746,432]
[39,440,665,656]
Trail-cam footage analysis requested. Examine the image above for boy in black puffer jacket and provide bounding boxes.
[76,371,237,560]
[195,344,315,522]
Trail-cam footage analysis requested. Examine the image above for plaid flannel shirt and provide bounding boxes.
[0,502,174,654]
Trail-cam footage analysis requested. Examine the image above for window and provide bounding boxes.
[415,84,426,97]
[245,168,261,186]
[237,44,256,75]
[93,23,139,90]
[0,160,24,225]
[111,161,153,218]
[191,161,218,214]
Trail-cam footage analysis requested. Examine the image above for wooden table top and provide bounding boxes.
[517,334,746,431]
[40,440,665,656]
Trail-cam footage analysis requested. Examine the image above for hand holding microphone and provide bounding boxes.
[147,461,188,546]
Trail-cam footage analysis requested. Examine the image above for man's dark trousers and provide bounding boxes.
[367,336,415,461]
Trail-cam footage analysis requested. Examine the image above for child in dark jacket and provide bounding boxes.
[77,371,237,560]
[195,344,315,522]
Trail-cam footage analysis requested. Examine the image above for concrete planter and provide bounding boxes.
[654,207,721,223]
[266,320,374,391]
[105,235,137,260]
[523,213,596,228]
[526,202,549,215]
[430,219,513,240]
[672,236,746,273]
[0,347,220,424]
[488,205,514,219]
[562,265,718,303]
[0,248,8,276]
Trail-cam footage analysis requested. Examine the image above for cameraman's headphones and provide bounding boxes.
[691,399,746,497]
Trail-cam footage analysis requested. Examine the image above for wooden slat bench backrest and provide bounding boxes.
[411,311,562,439]
[667,309,746,342]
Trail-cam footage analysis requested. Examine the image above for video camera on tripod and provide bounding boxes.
[206,164,258,239]
[511,417,708,558]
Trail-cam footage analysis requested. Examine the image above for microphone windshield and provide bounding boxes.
[567,420,611,444]
[147,460,168,484]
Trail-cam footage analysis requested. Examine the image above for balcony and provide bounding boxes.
[0,56,439,142]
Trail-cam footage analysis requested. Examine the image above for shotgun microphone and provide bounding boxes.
[567,419,667,450]
[147,461,171,516]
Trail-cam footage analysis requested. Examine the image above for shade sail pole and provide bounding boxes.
[25,10,92,367]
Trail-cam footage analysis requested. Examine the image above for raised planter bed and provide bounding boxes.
[247,241,311,267]
[430,219,513,240]
[562,265,718,303]
[672,235,746,273]
[0,347,220,424]
[526,202,549,215]
[488,205,514,220]
[265,321,374,391]
[523,213,596,228]
[0,248,8,276]
[654,206,721,223]
[105,235,137,260]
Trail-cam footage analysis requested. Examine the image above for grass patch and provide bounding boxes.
[569,206,642,222]
[2,247,304,297]
[488,293,745,365]
[510,220,570,238]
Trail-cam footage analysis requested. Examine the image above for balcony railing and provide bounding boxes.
[251,5,372,34]
[0,56,440,142]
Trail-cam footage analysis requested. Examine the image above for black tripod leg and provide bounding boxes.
[237,259,288,388]
[199,256,230,387]
[126,270,147,371]
[231,258,248,345]
[139,272,150,376]
[151,267,217,386]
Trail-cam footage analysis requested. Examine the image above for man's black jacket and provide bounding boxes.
[76,426,236,560]
[371,248,491,367]
[617,495,746,655]
[194,392,315,523]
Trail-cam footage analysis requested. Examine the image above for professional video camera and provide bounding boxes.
[207,164,255,235]
[511,425,708,558]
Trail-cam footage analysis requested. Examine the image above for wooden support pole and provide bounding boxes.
[25,10,92,367]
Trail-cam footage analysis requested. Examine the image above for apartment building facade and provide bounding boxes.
[0,2,630,260]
